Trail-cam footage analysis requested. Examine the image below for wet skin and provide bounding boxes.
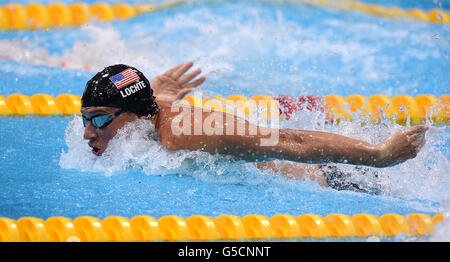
[82,106,140,156]
[81,104,328,186]
[81,61,206,157]
[81,62,428,187]
[81,103,428,168]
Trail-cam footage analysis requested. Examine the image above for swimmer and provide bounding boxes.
[81,63,428,193]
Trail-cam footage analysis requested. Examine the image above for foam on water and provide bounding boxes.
[60,106,449,205]
[59,110,449,240]
[428,211,450,241]
[1,0,448,239]
[60,116,270,185]
[1,2,448,96]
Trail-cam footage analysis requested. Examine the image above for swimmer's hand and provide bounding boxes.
[373,125,428,167]
[151,62,206,103]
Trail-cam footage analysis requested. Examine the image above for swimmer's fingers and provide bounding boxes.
[416,138,426,153]
[401,126,427,145]
[407,125,429,135]
[178,68,202,85]
[416,125,429,132]
[404,148,419,160]
[162,64,184,77]
[176,88,193,100]
[156,75,173,84]
[403,138,426,160]
[415,139,425,153]
[157,75,182,92]
[183,76,206,90]
[407,132,426,148]
[172,62,194,79]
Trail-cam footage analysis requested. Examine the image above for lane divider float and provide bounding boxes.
[297,0,449,24]
[0,0,448,31]
[0,93,448,126]
[0,94,81,116]
[0,213,444,241]
[0,0,186,30]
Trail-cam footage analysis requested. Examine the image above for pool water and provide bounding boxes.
[0,0,449,241]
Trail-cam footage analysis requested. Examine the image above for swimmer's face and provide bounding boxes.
[81,106,139,156]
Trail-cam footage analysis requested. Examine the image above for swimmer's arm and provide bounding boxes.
[159,109,377,165]
[223,125,427,168]
[222,125,427,168]
[159,108,427,167]
[151,62,206,103]
[261,129,379,166]
[221,128,381,166]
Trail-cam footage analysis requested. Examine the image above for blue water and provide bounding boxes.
[1,1,449,97]
[0,116,444,218]
[0,0,449,241]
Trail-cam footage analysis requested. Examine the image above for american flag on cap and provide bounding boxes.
[109,68,140,89]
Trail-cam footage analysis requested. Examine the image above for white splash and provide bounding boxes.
[281,106,450,203]
[428,197,450,241]
[59,116,267,183]
[2,4,444,95]
[59,106,449,205]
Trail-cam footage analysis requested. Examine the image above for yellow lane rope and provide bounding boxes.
[0,1,187,30]
[291,0,449,24]
[0,0,448,31]
[0,213,445,241]
[0,94,448,126]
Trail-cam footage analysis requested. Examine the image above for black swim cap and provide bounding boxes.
[81,64,159,116]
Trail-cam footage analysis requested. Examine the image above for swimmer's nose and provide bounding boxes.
[83,121,98,141]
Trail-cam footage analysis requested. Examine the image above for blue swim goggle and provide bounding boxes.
[82,109,126,128]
